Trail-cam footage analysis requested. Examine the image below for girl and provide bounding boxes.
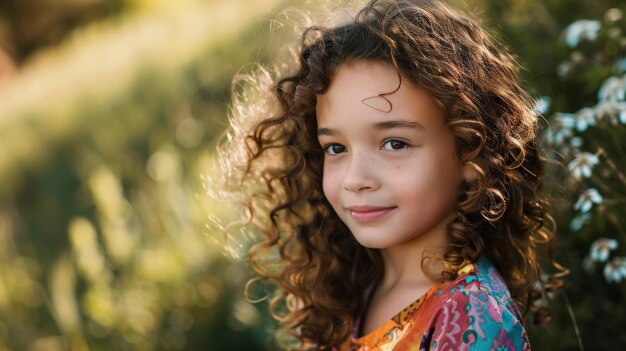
[218,0,567,349]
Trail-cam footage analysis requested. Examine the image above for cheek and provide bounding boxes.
[398,156,461,203]
[427,161,463,204]
[322,165,341,203]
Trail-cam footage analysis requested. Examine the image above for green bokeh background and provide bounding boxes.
[0,0,624,350]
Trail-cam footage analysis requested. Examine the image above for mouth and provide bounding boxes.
[347,206,397,223]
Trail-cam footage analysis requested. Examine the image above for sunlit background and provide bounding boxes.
[0,0,625,350]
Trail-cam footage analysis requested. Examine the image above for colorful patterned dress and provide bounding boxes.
[340,256,530,350]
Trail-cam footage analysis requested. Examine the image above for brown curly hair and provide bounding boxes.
[217,0,568,349]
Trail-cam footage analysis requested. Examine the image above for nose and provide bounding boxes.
[343,152,379,192]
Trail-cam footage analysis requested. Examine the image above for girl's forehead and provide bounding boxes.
[326,61,408,95]
[316,60,443,128]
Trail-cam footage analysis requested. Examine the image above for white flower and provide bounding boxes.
[589,238,618,262]
[533,96,552,115]
[575,107,597,131]
[557,61,573,78]
[568,152,600,179]
[570,212,591,231]
[564,20,601,48]
[595,101,626,124]
[555,113,576,129]
[603,256,626,283]
[574,188,603,213]
[605,8,623,24]
[530,273,556,305]
[583,255,595,273]
[545,113,575,145]
[617,56,626,73]
[598,75,625,102]
[544,127,573,146]
[570,137,584,148]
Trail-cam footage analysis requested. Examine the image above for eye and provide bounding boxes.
[382,139,409,151]
[324,143,347,155]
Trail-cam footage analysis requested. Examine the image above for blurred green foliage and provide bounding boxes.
[0,1,289,350]
[462,1,626,350]
[0,0,625,350]
[472,2,626,350]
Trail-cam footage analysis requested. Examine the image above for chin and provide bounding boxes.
[352,236,392,249]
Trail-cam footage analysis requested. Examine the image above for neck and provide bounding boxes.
[378,215,451,291]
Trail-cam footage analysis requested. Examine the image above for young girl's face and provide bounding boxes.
[316,60,464,250]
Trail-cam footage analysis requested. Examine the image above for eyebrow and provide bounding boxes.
[317,120,426,136]
[375,120,426,131]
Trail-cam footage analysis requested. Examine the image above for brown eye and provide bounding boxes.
[324,144,347,155]
[382,140,409,151]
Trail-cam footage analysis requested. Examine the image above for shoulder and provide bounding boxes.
[424,256,530,350]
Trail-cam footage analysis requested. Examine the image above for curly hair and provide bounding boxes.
[218,0,568,349]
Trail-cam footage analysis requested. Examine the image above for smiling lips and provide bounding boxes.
[347,206,397,223]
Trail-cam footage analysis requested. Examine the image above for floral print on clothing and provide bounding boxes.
[341,256,530,350]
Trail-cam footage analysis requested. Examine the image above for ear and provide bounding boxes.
[462,163,478,183]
